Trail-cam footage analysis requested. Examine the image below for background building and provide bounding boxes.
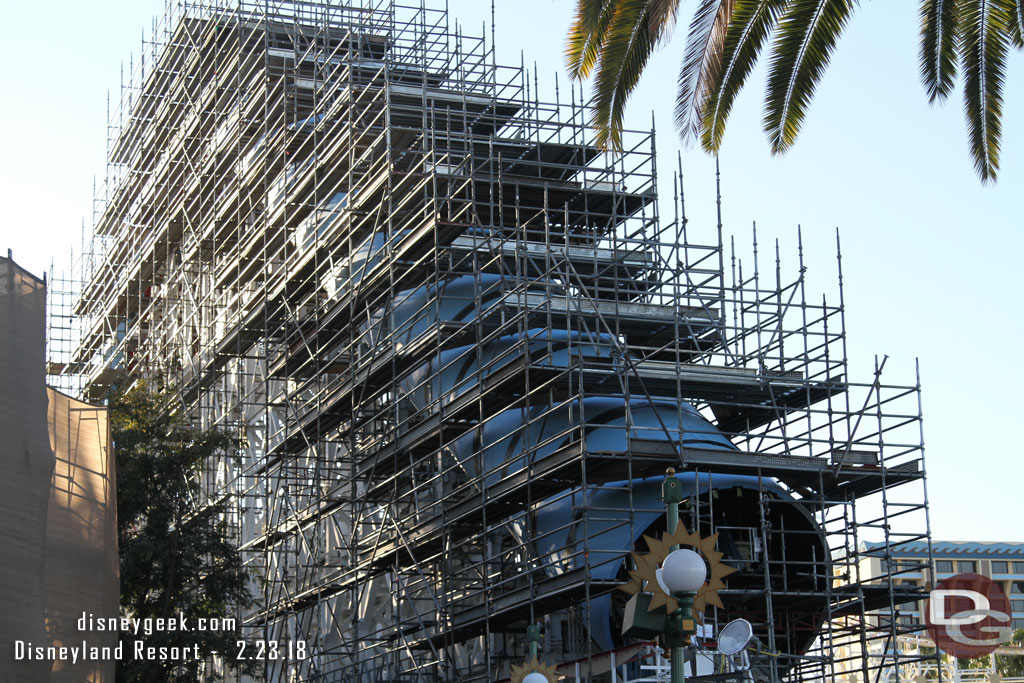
[832,541,1024,683]
[49,1,933,680]
[860,540,1024,632]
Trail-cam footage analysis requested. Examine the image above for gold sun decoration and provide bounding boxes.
[617,523,737,624]
[510,657,560,683]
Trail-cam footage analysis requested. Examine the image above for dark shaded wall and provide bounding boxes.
[0,256,52,683]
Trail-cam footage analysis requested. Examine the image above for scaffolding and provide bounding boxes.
[50,1,936,681]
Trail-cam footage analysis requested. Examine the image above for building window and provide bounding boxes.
[958,560,977,573]
[1015,618,1024,630]
[936,560,954,573]
[1011,599,1024,613]
[993,561,1009,574]
[1011,581,1024,594]
[1014,561,1024,574]
[882,558,920,573]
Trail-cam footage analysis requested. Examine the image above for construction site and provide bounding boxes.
[48,0,936,680]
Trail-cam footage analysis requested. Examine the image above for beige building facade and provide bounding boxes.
[834,541,1024,683]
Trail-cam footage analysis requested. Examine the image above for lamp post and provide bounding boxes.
[661,469,707,683]
[660,547,706,681]
[511,624,559,683]
[522,626,547,683]
[621,468,708,683]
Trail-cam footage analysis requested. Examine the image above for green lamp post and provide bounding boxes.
[621,468,710,683]
[510,624,559,683]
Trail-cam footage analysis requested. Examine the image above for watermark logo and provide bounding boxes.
[926,573,1013,657]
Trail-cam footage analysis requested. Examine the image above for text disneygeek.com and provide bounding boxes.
[10,611,310,663]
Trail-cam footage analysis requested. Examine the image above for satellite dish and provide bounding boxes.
[718,618,755,655]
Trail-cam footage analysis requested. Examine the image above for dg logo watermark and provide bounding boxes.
[926,573,1013,657]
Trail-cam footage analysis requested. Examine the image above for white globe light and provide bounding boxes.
[661,548,706,593]
[523,673,549,683]
[655,568,671,595]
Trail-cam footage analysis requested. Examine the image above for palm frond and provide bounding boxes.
[763,0,858,154]
[567,0,621,80]
[699,0,787,152]
[675,0,736,144]
[959,0,1014,182]
[1010,0,1024,46]
[591,0,660,149]
[919,0,961,102]
[648,0,683,43]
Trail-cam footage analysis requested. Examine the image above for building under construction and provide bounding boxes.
[49,1,936,681]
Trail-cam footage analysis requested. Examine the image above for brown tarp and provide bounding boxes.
[46,387,117,683]
[0,257,52,683]
[0,256,118,683]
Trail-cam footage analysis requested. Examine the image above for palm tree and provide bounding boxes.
[567,0,1022,182]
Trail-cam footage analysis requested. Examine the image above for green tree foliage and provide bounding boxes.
[566,0,1022,182]
[997,628,1024,676]
[112,383,254,682]
[953,628,1024,676]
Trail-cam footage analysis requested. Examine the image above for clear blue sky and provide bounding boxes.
[2,1,1020,543]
